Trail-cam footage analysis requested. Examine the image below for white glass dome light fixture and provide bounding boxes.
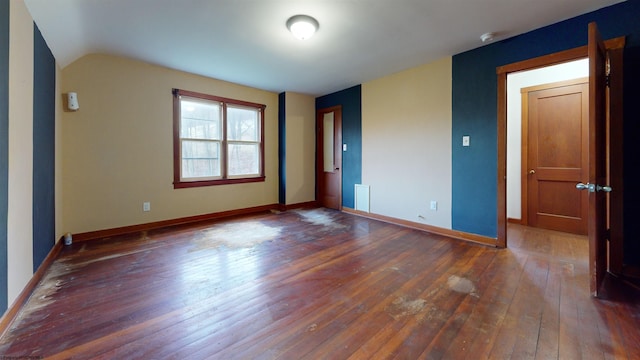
[286,15,319,40]
[480,32,495,43]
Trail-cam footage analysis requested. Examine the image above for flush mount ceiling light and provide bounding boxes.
[286,15,319,40]
[480,32,495,43]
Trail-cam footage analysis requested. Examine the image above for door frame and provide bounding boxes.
[520,77,589,234]
[496,37,625,265]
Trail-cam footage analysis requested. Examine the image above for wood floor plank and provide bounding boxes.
[111,215,416,358]
[533,261,562,359]
[509,257,552,359]
[594,275,640,360]
[486,256,548,359]
[557,261,583,359]
[146,231,419,358]
[0,208,638,359]
[196,231,448,359]
[385,248,497,359]
[72,213,402,358]
[302,240,477,360]
[440,248,524,359]
[455,252,527,360]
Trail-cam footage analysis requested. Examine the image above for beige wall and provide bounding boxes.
[362,57,452,229]
[284,92,315,205]
[7,0,34,305]
[61,54,279,234]
[55,61,63,242]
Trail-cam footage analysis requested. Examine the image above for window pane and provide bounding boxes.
[181,140,220,178]
[181,99,221,140]
[323,112,334,172]
[228,143,259,176]
[227,106,258,141]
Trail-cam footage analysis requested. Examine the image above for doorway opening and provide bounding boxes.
[507,59,589,236]
[316,106,343,210]
[496,30,625,295]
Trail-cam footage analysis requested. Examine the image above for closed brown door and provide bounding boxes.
[316,106,342,210]
[523,78,589,235]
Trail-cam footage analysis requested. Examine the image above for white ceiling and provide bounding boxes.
[24,0,624,96]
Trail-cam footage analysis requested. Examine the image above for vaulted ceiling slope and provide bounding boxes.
[24,0,624,96]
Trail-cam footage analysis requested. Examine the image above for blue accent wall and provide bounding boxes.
[0,0,9,312]
[32,24,56,271]
[316,85,362,208]
[451,0,640,264]
[452,44,499,237]
[278,92,286,205]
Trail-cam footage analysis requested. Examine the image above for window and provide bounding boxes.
[172,89,265,188]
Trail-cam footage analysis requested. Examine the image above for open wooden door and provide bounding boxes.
[584,22,610,296]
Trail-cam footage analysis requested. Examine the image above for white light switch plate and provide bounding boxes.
[462,136,470,147]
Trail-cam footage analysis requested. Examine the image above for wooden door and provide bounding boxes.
[606,39,625,276]
[587,22,609,296]
[316,106,342,210]
[523,79,589,235]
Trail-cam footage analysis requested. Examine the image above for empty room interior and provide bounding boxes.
[1,0,640,358]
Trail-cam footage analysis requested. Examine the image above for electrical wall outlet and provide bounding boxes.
[143,202,151,212]
[430,201,438,211]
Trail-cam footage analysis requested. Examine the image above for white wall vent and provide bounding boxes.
[354,184,370,213]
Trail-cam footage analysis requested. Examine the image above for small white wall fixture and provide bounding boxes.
[67,92,79,111]
[355,184,370,212]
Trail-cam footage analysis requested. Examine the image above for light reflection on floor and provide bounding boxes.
[178,220,282,307]
[296,209,347,230]
[192,221,282,250]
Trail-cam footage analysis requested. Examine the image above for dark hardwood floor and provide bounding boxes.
[0,208,638,359]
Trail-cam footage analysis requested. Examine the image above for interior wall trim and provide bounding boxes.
[342,207,498,247]
[0,239,62,338]
[72,202,322,243]
[72,204,281,243]
[278,201,318,212]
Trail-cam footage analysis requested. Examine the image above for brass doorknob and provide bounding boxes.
[529,169,536,174]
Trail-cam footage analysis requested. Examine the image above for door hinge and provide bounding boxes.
[605,228,611,240]
[605,74,611,87]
